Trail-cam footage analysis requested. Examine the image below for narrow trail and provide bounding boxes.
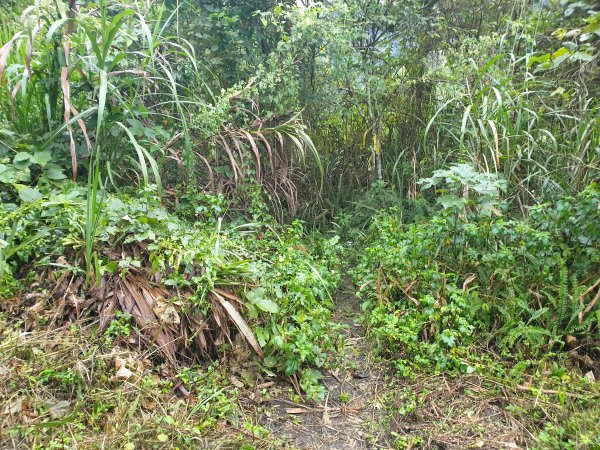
[252,276,528,450]
[258,278,395,449]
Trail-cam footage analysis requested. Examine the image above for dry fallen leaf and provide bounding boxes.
[214,293,263,357]
[322,408,331,425]
[3,397,23,415]
[112,366,134,381]
[286,407,312,414]
[229,375,244,388]
[48,400,71,419]
[584,370,596,382]
[153,299,180,325]
[565,335,578,348]
[114,356,127,371]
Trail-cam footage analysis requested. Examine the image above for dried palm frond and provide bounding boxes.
[38,266,262,366]
[206,114,320,213]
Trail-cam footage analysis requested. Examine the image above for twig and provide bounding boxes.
[516,384,583,398]
[579,287,600,323]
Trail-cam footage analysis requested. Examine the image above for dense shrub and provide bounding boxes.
[0,189,341,400]
[353,183,600,372]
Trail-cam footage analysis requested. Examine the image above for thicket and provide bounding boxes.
[353,173,599,374]
[0,0,599,448]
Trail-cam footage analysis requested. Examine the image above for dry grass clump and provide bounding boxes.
[0,316,278,449]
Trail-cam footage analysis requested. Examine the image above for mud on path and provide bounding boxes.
[249,280,529,450]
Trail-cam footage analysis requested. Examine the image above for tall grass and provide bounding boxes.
[0,0,200,281]
[424,53,598,208]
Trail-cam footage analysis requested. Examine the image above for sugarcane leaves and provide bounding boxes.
[115,122,162,195]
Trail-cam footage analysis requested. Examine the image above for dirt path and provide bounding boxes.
[252,279,528,450]
[258,280,396,449]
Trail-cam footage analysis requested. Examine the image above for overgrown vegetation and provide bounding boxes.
[354,172,599,372]
[1,0,598,448]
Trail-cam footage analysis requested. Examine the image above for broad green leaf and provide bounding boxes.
[31,150,52,166]
[13,152,31,169]
[572,51,595,62]
[552,47,570,59]
[0,165,21,183]
[44,165,67,180]
[438,195,467,210]
[248,287,279,314]
[582,21,600,34]
[19,187,42,202]
[263,356,277,367]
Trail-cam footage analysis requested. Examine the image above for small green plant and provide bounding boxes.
[38,368,79,387]
[242,422,270,439]
[418,163,507,216]
[391,433,424,450]
[176,365,239,430]
[104,311,132,341]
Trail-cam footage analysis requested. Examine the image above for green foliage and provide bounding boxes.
[0,186,341,399]
[176,364,239,430]
[246,223,342,400]
[353,210,482,373]
[419,163,507,216]
[1,0,599,443]
[425,44,599,206]
[0,184,85,280]
[536,405,600,450]
[531,1,599,71]
[104,310,132,341]
[353,178,600,370]
[344,181,402,230]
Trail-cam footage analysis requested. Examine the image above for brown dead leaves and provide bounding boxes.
[84,268,262,365]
